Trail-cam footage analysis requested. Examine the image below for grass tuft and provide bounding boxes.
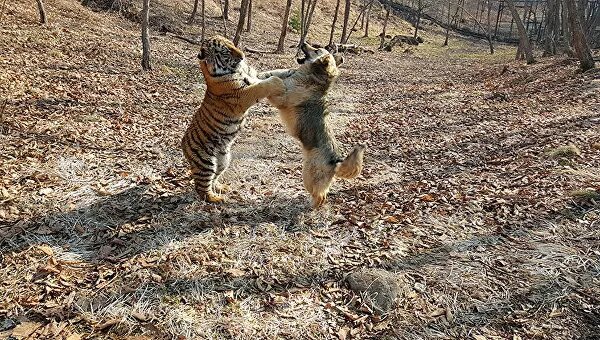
[546,144,582,159]
[570,188,600,203]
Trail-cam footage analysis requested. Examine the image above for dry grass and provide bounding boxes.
[1,0,600,339]
[547,144,583,159]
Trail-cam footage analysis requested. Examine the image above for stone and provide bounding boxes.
[346,268,401,314]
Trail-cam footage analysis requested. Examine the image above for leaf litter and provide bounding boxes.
[1,0,599,339]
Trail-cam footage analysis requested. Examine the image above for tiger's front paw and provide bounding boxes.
[266,76,286,96]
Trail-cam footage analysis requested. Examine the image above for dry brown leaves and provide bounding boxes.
[1,0,599,339]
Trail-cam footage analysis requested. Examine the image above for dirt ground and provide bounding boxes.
[1,0,599,339]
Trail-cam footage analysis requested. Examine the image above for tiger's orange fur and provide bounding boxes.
[181,36,285,203]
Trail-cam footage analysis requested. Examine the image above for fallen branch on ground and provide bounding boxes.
[244,46,274,54]
[170,34,202,45]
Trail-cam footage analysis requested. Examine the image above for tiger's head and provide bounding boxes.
[197,36,245,77]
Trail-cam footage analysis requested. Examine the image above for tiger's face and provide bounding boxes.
[296,42,344,67]
[198,36,245,77]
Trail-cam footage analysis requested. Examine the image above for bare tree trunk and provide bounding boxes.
[201,0,205,41]
[329,0,341,46]
[141,0,151,70]
[219,0,229,36]
[445,1,462,46]
[486,0,494,54]
[360,0,366,29]
[363,0,372,37]
[276,0,293,53]
[35,0,47,24]
[455,2,494,54]
[189,0,199,23]
[233,0,250,45]
[245,0,252,32]
[300,0,306,41]
[344,0,374,43]
[379,6,390,49]
[506,0,535,64]
[443,0,451,46]
[300,0,318,46]
[223,0,229,19]
[494,2,503,38]
[340,0,351,43]
[414,7,422,38]
[561,4,575,56]
[543,0,559,56]
[564,0,595,71]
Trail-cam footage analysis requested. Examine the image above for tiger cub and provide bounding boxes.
[181,36,285,203]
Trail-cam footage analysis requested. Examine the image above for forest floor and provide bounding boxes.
[1,0,600,339]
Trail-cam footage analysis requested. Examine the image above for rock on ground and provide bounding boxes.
[346,268,402,314]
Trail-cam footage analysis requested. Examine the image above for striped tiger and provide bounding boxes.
[181,36,285,203]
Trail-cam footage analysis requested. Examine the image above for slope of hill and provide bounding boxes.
[1,0,599,339]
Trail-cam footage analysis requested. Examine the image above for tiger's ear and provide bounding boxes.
[231,46,245,60]
[197,47,206,60]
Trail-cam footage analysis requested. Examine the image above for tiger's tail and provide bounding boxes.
[335,145,365,179]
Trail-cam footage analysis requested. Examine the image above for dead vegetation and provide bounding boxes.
[1,0,599,339]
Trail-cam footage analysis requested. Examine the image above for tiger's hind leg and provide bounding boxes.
[191,166,225,203]
[183,145,224,203]
[213,149,232,194]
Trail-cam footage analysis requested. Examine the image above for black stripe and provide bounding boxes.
[191,170,214,179]
[184,139,216,169]
[205,106,240,127]
[191,116,222,148]
[188,126,203,144]
[193,159,214,172]
[190,131,215,158]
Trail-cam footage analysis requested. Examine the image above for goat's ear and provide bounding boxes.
[334,54,344,66]
[326,43,338,54]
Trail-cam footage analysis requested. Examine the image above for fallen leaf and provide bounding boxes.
[224,290,235,304]
[151,273,163,283]
[384,216,399,223]
[420,194,435,202]
[65,334,82,340]
[98,245,114,259]
[337,327,349,340]
[11,322,42,338]
[94,318,121,331]
[37,245,54,256]
[429,308,446,318]
[225,268,245,277]
[39,188,53,195]
[35,225,55,235]
[445,307,454,322]
[131,310,149,322]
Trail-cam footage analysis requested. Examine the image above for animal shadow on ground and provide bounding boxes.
[1,185,311,263]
